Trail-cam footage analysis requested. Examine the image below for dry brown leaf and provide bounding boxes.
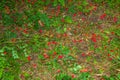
[38,20,44,27]
[5,6,10,14]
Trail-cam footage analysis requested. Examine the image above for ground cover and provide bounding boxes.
[0,0,120,80]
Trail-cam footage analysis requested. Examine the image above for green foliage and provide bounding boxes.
[4,31,17,39]
[114,29,120,36]
[65,16,73,23]
[77,0,90,13]
[38,13,51,27]
[68,5,76,14]
[0,0,6,10]
[78,72,93,80]
[0,0,15,11]
[69,64,82,73]
[56,73,72,80]
[106,0,120,9]
[27,11,51,29]
[53,0,65,6]
[2,72,15,80]
[2,14,14,26]
[110,37,120,48]
[51,17,62,27]
[0,0,120,80]
[0,54,20,80]
[58,0,65,6]
[82,0,89,6]
[92,0,104,3]
[0,57,6,79]
[55,45,70,55]
[13,13,24,26]
[103,74,120,80]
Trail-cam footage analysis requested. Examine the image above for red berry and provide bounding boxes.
[43,53,49,59]
[111,32,115,35]
[39,29,42,33]
[23,29,28,34]
[63,33,67,37]
[113,17,117,23]
[47,42,51,46]
[73,13,77,17]
[4,51,7,55]
[91,37,97,42]
[28,0,31,3]
[56,69,61,73]
[110,50,114,52]
[80,68,88,72]
[58,55,63,59]
[81,53,86,57]
[27,56,31,61]
[107,54,111,57]
[57,5,61,10]
[79,39,83,43]
[71,74,76,78]
[33,64,37,68]
[52,41,57,45]
[109,57,113,61]
[73,39,77,43]
[53,52,57,55]
[100,13,106,20]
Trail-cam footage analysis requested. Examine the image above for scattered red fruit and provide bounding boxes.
[110,50,114,52]
[81,53,86,57]
[28,0,31,3]
[111,32,115,35]
[43,53,49,59]
[71,74,76,78]
[100,13,106,20]
[78,39,83,43]
[39,29,42,33]
[58,55,63,59]
[93,6,97,11]
[73,13,77,17]
[27,56,31,61]
[56,69,61,73]
[47,42,51,46]
[52,41,57,45]
[107,54,111,57]
[4,51,7,55]
[109,57,113,61]
[23,29,28,34]
[91,33,97,42]
[80,68,88,72]
[33,63,37,68]
[53,52,57,55]
[63,33,67,37]
[113,16,117,23]
[91,37,97,42]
